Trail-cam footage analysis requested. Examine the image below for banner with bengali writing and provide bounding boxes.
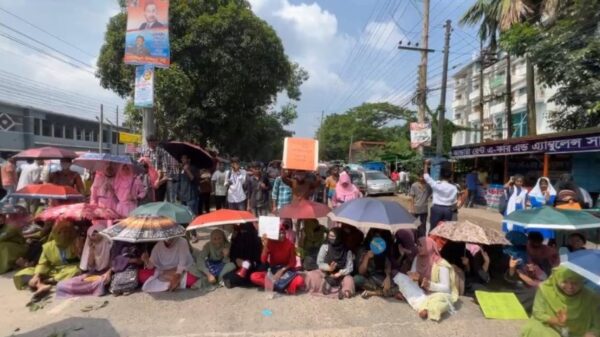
[134,64,154,107]
[124,0,170,68]
[410,122,432,149]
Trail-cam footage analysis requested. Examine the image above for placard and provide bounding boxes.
[282,137,319,171]
[124,0,170,68]
[258,216,280,240]
[410,122,432,149]
[119,132,143,144]
[475,291,528,320]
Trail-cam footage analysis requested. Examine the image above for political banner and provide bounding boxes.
[124,0,170,68]
[134,65,154,107]
[410,122,431,149]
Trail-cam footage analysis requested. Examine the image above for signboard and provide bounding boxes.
[124,143,141,154]
[124,0,170,68]
[134,65,154,107]
[451,132,600,158]
[119,132,143,144]
[410,122,431,149]
[282,137,319,171]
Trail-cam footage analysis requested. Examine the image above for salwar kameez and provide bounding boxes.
[0,224,28,274]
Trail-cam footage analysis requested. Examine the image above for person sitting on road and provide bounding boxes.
[108,241,144,295]
[526,231,559,276]
[355,229,399,299]
[222,222,263,288]
[189,229,236,291]
[565,232,587,253]
[139,237,196,293]
[305,227,355,300]
[391,229,418,274]
[0,210,28,274]
[298,218,327,271]
[459,243,491,295]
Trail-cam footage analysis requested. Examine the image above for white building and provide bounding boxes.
[451,54,558,147]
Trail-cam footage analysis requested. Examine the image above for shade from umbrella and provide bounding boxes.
[504,206,600,230]
[161,141,214,169]
[73,153,143,173]
[13,146,77,160]
[130,202,194,224]
[561,250,600,285]
[327,197,417,232]
[35,202,121,222]
[102,215,186,242]
[187,209,257,231]
[429,220,511,245]
[278,200,331,219]
[11,183,83,200]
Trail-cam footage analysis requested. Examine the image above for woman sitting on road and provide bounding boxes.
[189,229,236,291]
[0,210,28,274]
[299,218,327,271]
[521,266,600,337]
[305,227,355,299]
[355,229,398,299]
[56,224,112,297]
[249,224,304,295]
[391,229,418,274]
[140,237,196,293]
[222,222,263,288]
[332,171,362,208]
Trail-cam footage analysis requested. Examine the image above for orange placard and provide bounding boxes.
[282,137,319,171]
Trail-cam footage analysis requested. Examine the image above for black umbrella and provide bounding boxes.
[160,141,214,169]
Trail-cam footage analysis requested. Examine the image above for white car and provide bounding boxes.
[364,170,396,196]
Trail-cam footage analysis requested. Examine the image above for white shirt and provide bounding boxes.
[226,169,247,203]
[17,162,42,190]
[424,173,457,206]
[211,170,228,196]
[410,258,451,293]
[399,171,409,182]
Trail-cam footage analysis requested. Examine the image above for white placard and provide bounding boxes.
[258,216,280,240]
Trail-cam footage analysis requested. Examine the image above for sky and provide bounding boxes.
[0,0,482,136]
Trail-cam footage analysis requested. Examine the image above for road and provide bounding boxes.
[1,197,521,337]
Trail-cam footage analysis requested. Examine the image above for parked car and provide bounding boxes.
[348,170,367,195]
[364,170,396,196]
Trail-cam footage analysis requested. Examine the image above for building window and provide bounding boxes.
[65,126,73,139]
[86,130,93,142]
[77,128,84,141]
[42,120,51,137]
[512,111,528,138]
[92,131,98,143]
[33,118,41,135]
[112,132,118,144]
[102,130,110,144]
[53,124,63,138]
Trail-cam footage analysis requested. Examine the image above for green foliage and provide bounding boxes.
[460,0,502,51]
[96,0,307,159]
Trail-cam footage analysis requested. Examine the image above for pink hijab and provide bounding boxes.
[79,224,112,272]
[416,237,442,280]
[334,172,361,205]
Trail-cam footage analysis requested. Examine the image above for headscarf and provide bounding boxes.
[324,227,348,268]
[528,177,556,207]
[149,237,194,272]
[416,237,442,280]
[557,189,578,203]
[394,229,417,260]
[138,157,159,187]
[466,243,482,257]
[114,165,137,202]
[341,223,364,253]
[537,266,599,336]
[364,229,393,271]
[334,171,361,205]
[230,222,262,263]
[79,224,112,271]
[51,220,78,250]
[204,229,230,261]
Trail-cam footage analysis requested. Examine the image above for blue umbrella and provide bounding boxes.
[561,249,600,285]
[73,153,143,173]
[327,197,417,232]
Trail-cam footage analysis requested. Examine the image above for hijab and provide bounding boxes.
[230,222,262,263]
[341,224,364,253]
[394,229,417,260]
[466,243,482,257]
[416,237,442,280]
[80,224,112,271]
[334,172,361,204]
[324,227,348,268]
[114,165,137,201]
[204,229,230,260]
[528,177,556,207]
[149,237,193,272]
[51,220,78,250]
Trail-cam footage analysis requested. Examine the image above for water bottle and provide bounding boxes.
[264,268,279,299]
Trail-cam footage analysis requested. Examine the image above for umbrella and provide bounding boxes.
[187,209,257,231]
[73,153,143,173]
[11,183,84,200]
[504,206,600,230]
[278,200,331,219]
[561,250,600,285]
[161,141,214,169]
[327,197,417,232]
[12,146,77,160]
[35,203,121,222]
[102,215,186,242]
[129,202,194,224]
[429,220,511,245]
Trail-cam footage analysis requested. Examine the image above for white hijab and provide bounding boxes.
[80,224,112,272]
[506,185,528,215]
[528,177,557,206]
[149,237,193,273]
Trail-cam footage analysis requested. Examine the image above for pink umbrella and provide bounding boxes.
[278,200,331,219]
[12,146,77,160]
[35,203,121,222]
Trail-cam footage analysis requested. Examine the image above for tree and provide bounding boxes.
[460,0,502,52]
[96,0,307,158]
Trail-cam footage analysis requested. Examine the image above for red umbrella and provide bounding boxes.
[186,209,257,231]
[36,202,121,222]
[12,146,77,160]
[11,183,83,200]
[278,200,331,219]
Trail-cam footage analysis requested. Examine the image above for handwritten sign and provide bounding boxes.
[475,291,528,320]
[282,137,319,171]
[258,216,280,240]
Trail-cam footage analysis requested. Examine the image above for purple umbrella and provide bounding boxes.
[327,197,418,233]
[73,153,143,173]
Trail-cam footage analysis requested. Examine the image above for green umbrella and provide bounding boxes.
[129,202,194,224]
[503,206,600,231]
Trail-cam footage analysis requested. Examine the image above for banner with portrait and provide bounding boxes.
[124,0,170,68]
[410,122,432,149]
[134,64,154,107]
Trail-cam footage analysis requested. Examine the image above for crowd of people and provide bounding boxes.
[0,139,599,335]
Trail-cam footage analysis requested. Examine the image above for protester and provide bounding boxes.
[520,266,600,337]
[90,165,118,212]
[114,165,145,218]
[142,135,178,202]
[391,229,418,274]
[409,176,432,238]
[341,223,365,268]
[49,159,85,194]
[390,170,399,192]
[190,229,236,291]
[109,242,144,295]
[298,218,327,271]
[211,162,228,210]
[554,173,585,209]
[555,189,583,210]
[16,159,43,190]
[324,167,339,207]
[137,158,156,205]
[460,243,491,294]
[0,211,28,274]
[526,231,559,275]
[528,177,556,208]
[226,157,247,211]
[332,171,361,207]
[305,227,355,299]
[282,170,321,203]
[423,160,458,230]
[266,161,281,185]
[1,157,17,204]
[178,154,199,214]
[222,222,263,288]
[399,168,410,194]
[355,229,398,299]
[465,168,479,208]
[246,162,271,217]
[271,169,292,213]
[140,237,196,293]
[501,174,528,233]
[198,168,212,214]
[565,233,587,252]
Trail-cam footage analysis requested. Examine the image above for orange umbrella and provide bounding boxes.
[12,146,77,160]
[278,200,330,219]
[187,209,257,231]
[12,183,83,200]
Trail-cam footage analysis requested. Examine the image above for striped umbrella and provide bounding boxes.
[102,215,186,242]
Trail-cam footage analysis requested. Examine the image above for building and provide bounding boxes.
[0,100,130,158]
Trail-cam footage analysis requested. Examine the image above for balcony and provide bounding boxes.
[452,98,467,109]
[489,101,505,115]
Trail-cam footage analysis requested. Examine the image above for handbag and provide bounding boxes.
[110,268,139,294]
[270,265,298,292]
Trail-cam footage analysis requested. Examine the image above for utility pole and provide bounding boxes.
[98,104,103,153]
[478,40,485,143]
[436,20,452,156]
[115,106,120,155]
[142,108,155,147]
[417,0,431,125]
[348,134,354,163]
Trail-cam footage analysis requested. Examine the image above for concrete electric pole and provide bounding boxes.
[436,20,452,156]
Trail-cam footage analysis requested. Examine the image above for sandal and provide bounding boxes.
[361,290,371,299]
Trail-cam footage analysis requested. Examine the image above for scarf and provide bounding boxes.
[506,186,527,215]
[111,242,141,272]
[80,224,112,271]
[149,237,193,272]
[466,243,482,257]
[394,229,417,260]
[334,172,361,204]
[324,228,348,269]
[205,229,230,261]
[528,177,556,208]
[416,237,442,280]
[230,223,262,263]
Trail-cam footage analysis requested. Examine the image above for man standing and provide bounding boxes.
[466,168,480,208]
[49,159,84,194]
[1,158,17,204]
[423,160,457,231]
[271,169,292,213]
[399,168,410,194]
[226,157,247,210]
[141,134,178,202]
[177,154,198,214]
[247,162,271,216]
[409,175,432,238]
[211,162,227,210]
[197,168,212,214]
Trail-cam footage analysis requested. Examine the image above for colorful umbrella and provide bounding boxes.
[429,220,511,245]
[504,206,600,230]
[161,141,214,169]
[35,202,121,222]
[327,197,417,232]
[12,146,77,160]
[73,153,143,173]
[102,215,186,242]
[130,202,194,224]
[278,200,331,219]
[561,250,600,285]
[187,209,257,231]
[11,183,83,200]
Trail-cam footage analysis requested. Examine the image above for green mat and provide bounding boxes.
[475,291,529,320]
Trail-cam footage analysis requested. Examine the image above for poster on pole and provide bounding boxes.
[410,122,432,149]
[124,0,170,68]
[282,137,319,171]
[134,65,154,107]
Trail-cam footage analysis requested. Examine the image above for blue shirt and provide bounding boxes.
[466,173,479,190]
[271,177,292,210]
